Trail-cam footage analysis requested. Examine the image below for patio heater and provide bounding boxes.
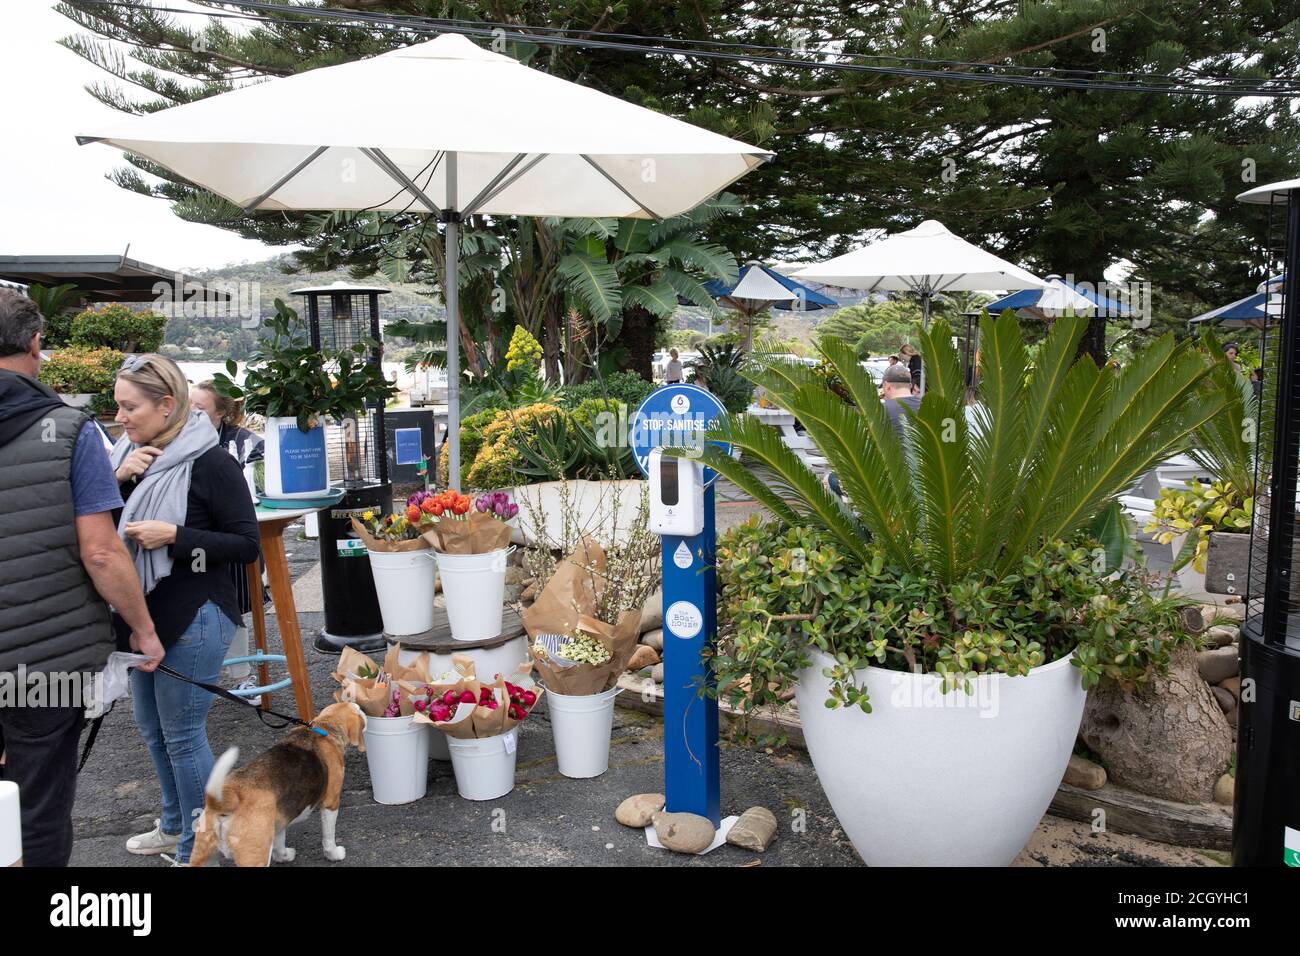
[1234,179,1300,867]
[292,281,392,655]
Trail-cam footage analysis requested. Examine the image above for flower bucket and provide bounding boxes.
[362,713,430,805]
[436,547,513,642]
[263,416,329,499]
[368,548,436,636]
[427,723,450,762]
[545,685,623,778]
[446,728,518,801]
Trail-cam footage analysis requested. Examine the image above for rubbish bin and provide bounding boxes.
[314,482,391,655]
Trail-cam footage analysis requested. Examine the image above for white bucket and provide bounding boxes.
[545,685,623,778]
[362,714,430,805]
[368,548,436,636]
[446,728,518,801]
[427,723,450,761]
[436,547,513,642]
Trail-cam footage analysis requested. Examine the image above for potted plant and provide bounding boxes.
[38,345,123,415]
[689,312,1226,866]
[1146,334,1260,596]
[213,299,395,499]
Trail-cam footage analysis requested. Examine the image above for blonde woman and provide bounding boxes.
[110,354,259,864]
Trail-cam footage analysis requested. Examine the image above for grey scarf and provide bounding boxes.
[111,410,218,594]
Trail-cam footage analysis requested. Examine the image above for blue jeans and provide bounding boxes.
[131,600,234,863]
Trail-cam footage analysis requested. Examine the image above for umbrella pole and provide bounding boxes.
[919,291,931,394]
[445,153,461,489]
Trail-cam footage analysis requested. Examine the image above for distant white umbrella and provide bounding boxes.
[77,33,771,481]
[794,220,1045,390]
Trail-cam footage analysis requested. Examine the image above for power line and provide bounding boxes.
[65,0,1300,98]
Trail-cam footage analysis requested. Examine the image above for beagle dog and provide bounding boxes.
[189,701,367,867]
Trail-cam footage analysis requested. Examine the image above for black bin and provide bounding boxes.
[314,482,391,654]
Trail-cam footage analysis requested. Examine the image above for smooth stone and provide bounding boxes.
[641,628,664,652]
[1063,754,1107,791]
[1197,645,1239,685]
[651,663,664,684]
[1219,676,1241,699]
[503,566,527,585]
[627,645,660,671]
[640,590,663,633]
[652,811,714,854]
[1211,686,1235,713]
[615,793,665,828]
[520,582,537,602]
[1214,773,1235,806]
[726,806,777,852]
[1205,625,1238,647]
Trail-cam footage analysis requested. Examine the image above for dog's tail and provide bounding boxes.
[205,747,240,808]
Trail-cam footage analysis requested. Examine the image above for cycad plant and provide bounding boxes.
[694,312,1227,587]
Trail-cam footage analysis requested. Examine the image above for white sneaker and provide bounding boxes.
[234,676,261,705]
[126,819,179,856]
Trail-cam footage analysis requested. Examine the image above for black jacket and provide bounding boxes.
[112,446,260,648]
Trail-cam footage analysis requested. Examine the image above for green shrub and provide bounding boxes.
[560,370,656,410]
[39,346,124,414]
[70,303,166,353]
[439,407,504,487]
[715,517,1197,722]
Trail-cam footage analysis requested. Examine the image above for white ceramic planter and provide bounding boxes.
[511,479,646,550]
[1168,533,1207,594]
[795,649,1086,866]
[263,416,330,498]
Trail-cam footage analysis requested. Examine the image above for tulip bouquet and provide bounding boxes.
[419,487,515,555]
[352,508,428,550]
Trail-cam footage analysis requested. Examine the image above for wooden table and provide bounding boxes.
[247,504,321,722]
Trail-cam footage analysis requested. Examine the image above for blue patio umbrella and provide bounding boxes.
[1190,292,1271,330]
[984,273,1131,318]
[703,261,836,347]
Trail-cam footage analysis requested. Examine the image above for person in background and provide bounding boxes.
[899,343,922,389]
[0,289,162,867]
[112,354,259,864]
[887,354,900,367]
[190,381,264,696]
[880,363,922,439]
[665,348,684,384]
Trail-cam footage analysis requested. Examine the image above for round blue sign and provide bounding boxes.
[629,384,732,481]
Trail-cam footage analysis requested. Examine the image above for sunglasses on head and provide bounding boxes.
[119,354,149,373]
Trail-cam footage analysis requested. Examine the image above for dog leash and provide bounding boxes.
[78,663,326,773]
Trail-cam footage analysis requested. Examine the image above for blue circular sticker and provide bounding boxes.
[629,384,732,481]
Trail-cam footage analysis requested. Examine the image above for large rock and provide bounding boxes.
[1197,645,1239,685]
[1062,754,1106,790]
[1080,646,1233,804]
[727,807,777,852]
[627,645,660,672]
[652,811,714,854]
[1211,686,1235,713]
[1219,676,1241,700]
[615,793,665,828]
[651,663,664,684]
[641,628,664,652]
[640,591,663,633]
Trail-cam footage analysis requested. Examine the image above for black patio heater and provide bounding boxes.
[292,281,393,655]
[1234,179,1300,868]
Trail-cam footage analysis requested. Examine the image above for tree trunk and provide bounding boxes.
[612,305,657,381]
[1079,646,1232,803]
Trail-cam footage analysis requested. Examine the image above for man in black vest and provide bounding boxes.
[0,289,162,866]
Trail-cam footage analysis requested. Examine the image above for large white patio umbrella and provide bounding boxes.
[76,33,771,482]
[793,220,1045,390]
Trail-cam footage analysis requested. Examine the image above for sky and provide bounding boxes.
[0,1,282,271]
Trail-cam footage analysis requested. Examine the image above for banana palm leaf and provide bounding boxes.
[621,280,680,317]
[556,252,621,323]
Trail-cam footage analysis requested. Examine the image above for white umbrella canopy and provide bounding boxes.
[794,220,1046,296]
[794,219,1045,391]
[77,32,772,480]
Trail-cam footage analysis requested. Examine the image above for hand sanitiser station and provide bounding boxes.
[631,385,731,831]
